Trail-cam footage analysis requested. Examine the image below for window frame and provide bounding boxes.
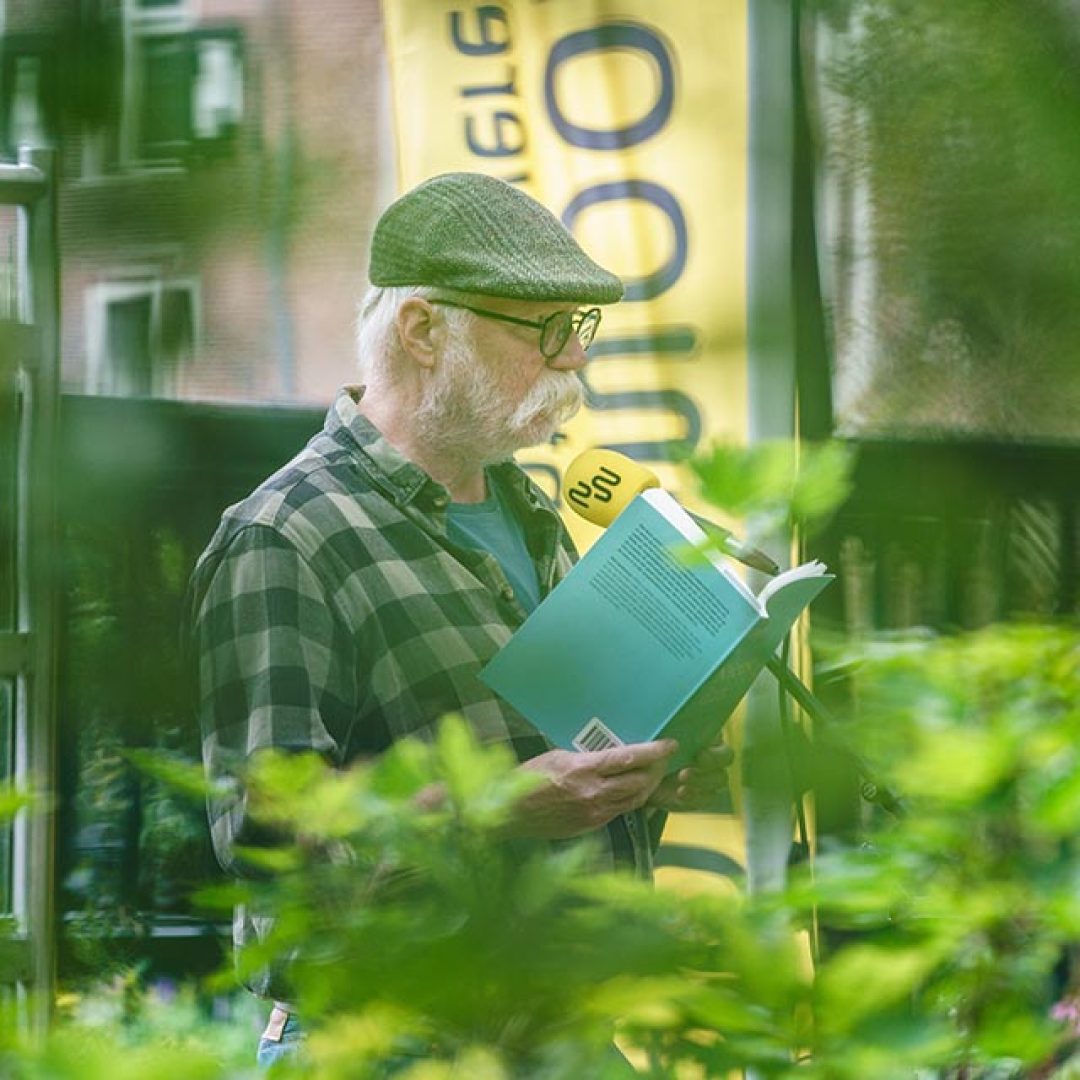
[85,276,201,398]
[78,2,243,176]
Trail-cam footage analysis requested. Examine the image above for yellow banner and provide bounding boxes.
[382,0,748,551]
[383,1,751,893]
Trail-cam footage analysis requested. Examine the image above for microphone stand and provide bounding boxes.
[764,654,904,818]
[701,524,902,820]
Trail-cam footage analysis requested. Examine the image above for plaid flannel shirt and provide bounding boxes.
[188,387,654,996]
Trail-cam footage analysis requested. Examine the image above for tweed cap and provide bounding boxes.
[369,172,624,304]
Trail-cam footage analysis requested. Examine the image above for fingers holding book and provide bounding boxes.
[648,739,735,813]
[510,740,678,839]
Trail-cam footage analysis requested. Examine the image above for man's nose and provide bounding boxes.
[545,333,589,371]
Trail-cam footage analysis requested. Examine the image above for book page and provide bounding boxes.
[639,486,707,541]
[757,559,830,608]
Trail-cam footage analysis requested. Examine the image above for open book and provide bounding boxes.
[480,488,833,771]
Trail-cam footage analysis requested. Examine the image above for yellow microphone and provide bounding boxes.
[563,448,781,575]
[563,448,659,527]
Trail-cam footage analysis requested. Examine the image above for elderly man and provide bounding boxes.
[188,173,727,1065]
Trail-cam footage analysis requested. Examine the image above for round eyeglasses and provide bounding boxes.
[428,299,601,361]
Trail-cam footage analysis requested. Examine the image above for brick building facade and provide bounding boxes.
[2,0,393,404]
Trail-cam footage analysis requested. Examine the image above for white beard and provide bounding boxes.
[415,331,585,465]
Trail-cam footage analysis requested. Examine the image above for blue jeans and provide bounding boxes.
[255,1011,635,1074]
[256,1010,303,1069]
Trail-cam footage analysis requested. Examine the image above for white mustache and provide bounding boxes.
[510,370,585,428]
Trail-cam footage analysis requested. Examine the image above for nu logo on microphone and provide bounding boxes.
[566,465,622,510]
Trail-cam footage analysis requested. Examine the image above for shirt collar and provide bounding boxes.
[324,386,539,512]
[323,386,434,505]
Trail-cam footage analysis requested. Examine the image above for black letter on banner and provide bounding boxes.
[544,22,674,149]
[449,6,509,56]
[579,324,701,460]
[584,387,703,461]
[586,326,699,360]
[465,111,526,157]
[563,181,687,301]
[461,66,518,98]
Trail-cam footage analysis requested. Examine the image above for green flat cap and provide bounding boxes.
[369,172,624,304]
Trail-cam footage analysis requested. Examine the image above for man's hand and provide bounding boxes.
[509,740,678,839]
[648,741,735,813]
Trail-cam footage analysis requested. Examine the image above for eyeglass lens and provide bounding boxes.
[539,309,600,357]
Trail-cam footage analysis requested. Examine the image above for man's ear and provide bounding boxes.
[395,297,438,370]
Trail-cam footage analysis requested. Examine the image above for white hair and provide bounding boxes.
[354,284,474,387]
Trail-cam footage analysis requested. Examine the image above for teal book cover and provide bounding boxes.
[480,489,832,771]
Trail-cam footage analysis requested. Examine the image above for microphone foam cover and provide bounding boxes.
[563,449,659,527]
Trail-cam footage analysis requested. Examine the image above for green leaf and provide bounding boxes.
[122,749,223,803]
[372,738,437,799]
[689,439,854,534]
[895,726,1012,803]
[584,976,689,1030]
[0,787,38,822]
[789,440,855,528]
[817,941,948,1034]
[436,715,506,800]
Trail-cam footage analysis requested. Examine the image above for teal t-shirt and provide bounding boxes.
[447,482,541,613]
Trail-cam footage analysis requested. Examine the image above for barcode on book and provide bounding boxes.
[573,717,624,753]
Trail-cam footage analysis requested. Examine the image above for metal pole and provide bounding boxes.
[14,145,59,1034]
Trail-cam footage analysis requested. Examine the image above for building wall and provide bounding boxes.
[5,0,392,405]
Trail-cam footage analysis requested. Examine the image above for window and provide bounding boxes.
[0,356,18,632]
[86,278,198,397]
[132,35,194,164]
[74,1,244,173]
[0,35,58,159]
[8,57,47,150]
[121,28,243,168]
[192,36,243,143]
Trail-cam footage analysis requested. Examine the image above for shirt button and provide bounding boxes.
[500,585,515,602]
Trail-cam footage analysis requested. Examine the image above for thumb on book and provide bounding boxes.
[594,739,679,775]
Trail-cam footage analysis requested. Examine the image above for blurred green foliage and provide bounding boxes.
[0,977,261,1080]
[217,717,809,1077]
[689,438,854,538]
[0,787,37,822]
[5,622,1080,1075]
[105,630,1080,1078]
[794,623,1080,1077]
